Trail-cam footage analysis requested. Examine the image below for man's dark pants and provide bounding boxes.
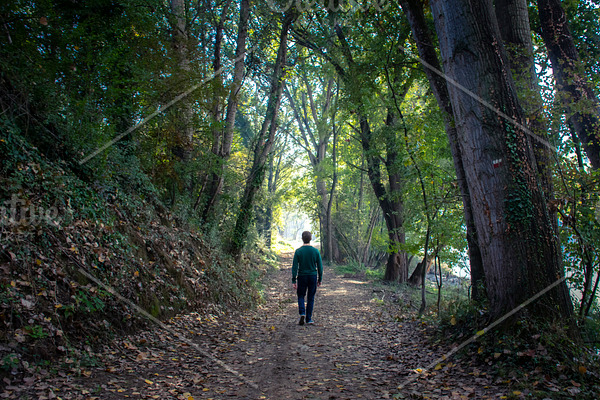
[297,274,318,323]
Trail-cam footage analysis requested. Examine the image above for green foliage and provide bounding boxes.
[335,260,384,280]
[503,122,536,226]
[74,289,106,314]
[432,297,600,398]
[23,325,47,339]
[582,312,600,346]
[563,0,600,86]
[0,354,20,372]
[554,154,600,318]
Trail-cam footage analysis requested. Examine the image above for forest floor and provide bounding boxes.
[4,253,531,399]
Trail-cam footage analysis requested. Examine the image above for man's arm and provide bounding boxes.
[316,249,323,284]
[292,251,299,284]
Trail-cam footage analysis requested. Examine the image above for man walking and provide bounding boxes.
[292,231,323,325]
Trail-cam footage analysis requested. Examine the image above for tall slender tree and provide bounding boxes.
[495,0,555,203]
[328,23,411,282]
[538,0,600,170]
[228,10,296,259]
[284,69,340,263]
[169,0,194,164]
[399,0,485,299]
[196,0,251,220]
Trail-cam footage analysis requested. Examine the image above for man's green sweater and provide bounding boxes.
[292,245,323,284]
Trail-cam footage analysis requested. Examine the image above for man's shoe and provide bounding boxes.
[307,320,315,325]
[299,315,305,325]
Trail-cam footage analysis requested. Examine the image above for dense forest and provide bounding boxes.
[1,0,600,398]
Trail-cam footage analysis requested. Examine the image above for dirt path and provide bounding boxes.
[223,253,408,399]
[4,253,508,400]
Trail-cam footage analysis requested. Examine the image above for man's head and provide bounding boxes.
[301,231,312,244]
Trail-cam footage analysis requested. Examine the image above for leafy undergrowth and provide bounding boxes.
[434,304,600,399]
[0,129,268,384]
[334,260,384,280]
[364,279,600,398]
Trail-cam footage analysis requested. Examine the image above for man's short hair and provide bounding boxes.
[301,231,312,244]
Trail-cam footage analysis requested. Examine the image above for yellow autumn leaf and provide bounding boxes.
[134,271,139,277]
[202,388,210,392]
[478,347,483,354]
[434,363,442,370]
[144,379,153,385]
[513,391,522,395]
[450,316,456,325]
[494,353,501,359]
[35,259,42,265]
[579,365,587,374]
[476,330,485,336]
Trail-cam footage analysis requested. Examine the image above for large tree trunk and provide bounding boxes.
[197,0,250,220]
[430,0,573,321]
[384,231,408,282]
[408,256,433,287]
[538,0,600,170]
[399,0,485,300]
[227,10,295,259]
